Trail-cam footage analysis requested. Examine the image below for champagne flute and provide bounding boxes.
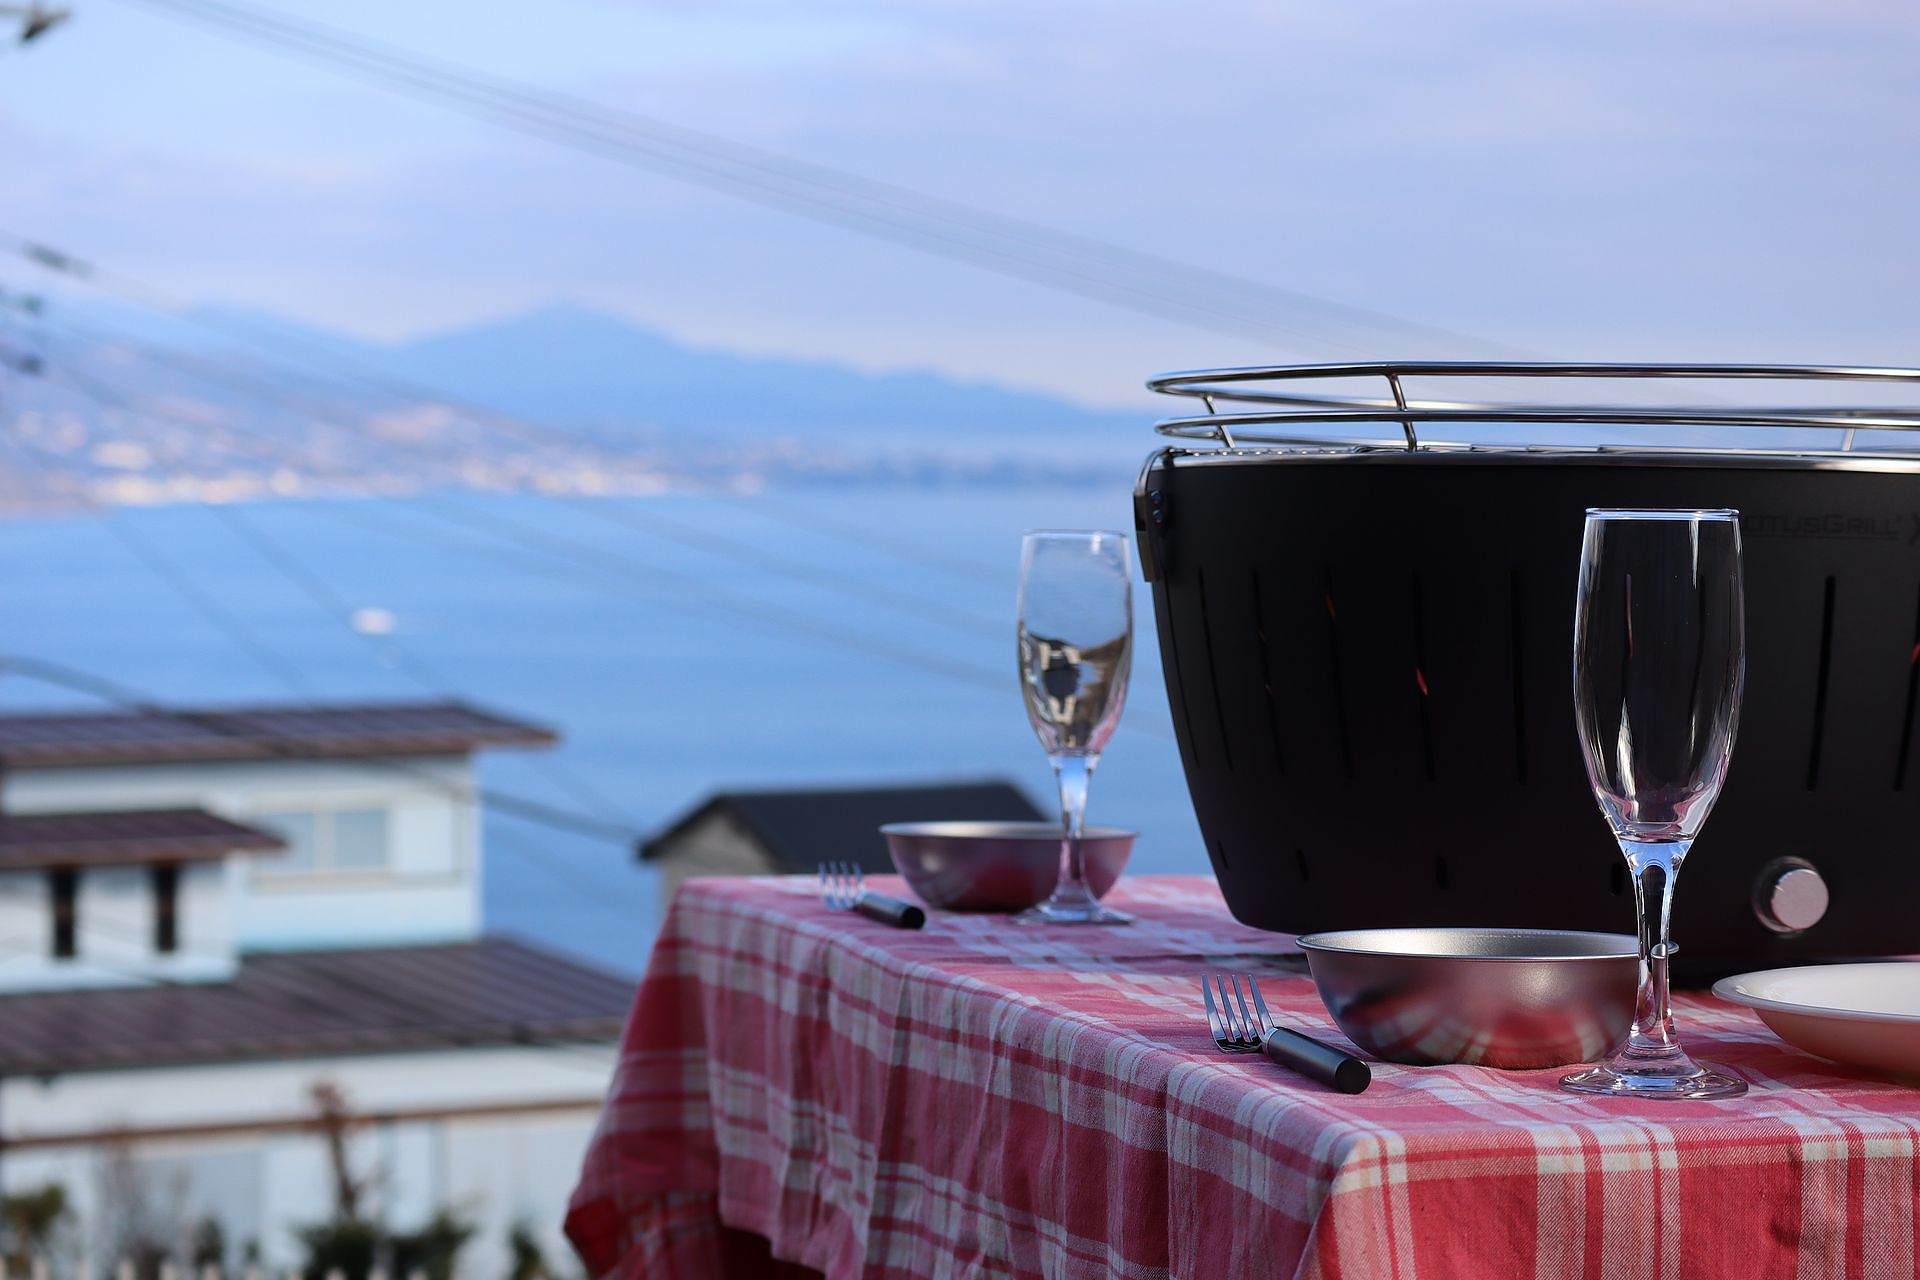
[1563,508,1747,1099]
[1013,530,1134,925]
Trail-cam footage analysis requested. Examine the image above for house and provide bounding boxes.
[0,701,633,1274]
[640,779,1045,910]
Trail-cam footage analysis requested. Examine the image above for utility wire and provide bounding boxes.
[714,489,1010,589]
[408,493,1013,693]
[100,507,327,697]
[5,233,603,457]
[53,351,1179,740]
[562,496,1000,643]
[108,0,1497,356]
[20,323,1040,701]
[207,499,641,825]
[4,235,1114,594]
[40,310,1002,647]
[18,361,651,833]
[17,316,1179,737]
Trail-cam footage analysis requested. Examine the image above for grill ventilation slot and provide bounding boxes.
[1323,570,1355,780]
[1509,569,1529,785]
[1250,571,1286,774]
[1898,578,1920,791]
[1411,572,1436,782]
[1195,569,1235,772]
[1806,576,1837,791]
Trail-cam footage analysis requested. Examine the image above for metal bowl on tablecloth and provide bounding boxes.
[880,821,1134,912]
[1297,927,1638,1068]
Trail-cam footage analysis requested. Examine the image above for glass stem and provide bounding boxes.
[1620,838,1689,1062]
[1050,752,1098,908]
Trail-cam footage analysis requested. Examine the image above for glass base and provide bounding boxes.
[1009,897,1134,926]
[1560,1060,1747,1100]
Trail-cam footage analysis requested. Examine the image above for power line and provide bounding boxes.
[7,235,617,459]
[42,314,999,646]
[563,496,1000,643]
[53,352,1178,740]
[15,317,1179,738]
[99,505,326,697]
[107,0,1498,356]
[714,489,1010,589]
[40,334,1010,684]
[407,493,1013,693]
[207,499,641,825]
[19,326,1040,699]
[4,235,1135,593]
[0,364,653,838]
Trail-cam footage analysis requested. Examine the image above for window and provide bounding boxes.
[50,869,77,959]
[153,864,180,954]
[256,808,390,876]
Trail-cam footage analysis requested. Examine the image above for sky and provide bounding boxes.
[4,0,1918,408]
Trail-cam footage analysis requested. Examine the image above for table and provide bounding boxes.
[566,875,1920,1279]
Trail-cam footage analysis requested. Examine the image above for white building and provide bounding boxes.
[0,701,631,1275]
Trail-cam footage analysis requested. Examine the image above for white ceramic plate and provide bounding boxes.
[1714,963,1920,1079]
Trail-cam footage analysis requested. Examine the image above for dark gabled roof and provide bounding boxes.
[0,808,284,870]
[0,936,633,1076]
[0,701,556,769]
[639,779,1046,873]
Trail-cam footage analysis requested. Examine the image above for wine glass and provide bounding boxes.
[1563,508,1747,1099]
[1013,530,1134,925]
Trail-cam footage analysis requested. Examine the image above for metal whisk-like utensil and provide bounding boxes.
[818,861,926,929]
[1202,971,1371,1094]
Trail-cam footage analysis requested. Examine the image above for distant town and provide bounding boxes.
[0,298,1146,515]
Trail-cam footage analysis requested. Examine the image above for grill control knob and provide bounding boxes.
[1755,862,1829,934]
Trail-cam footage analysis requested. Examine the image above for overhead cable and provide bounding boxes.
[110,0,1497,355]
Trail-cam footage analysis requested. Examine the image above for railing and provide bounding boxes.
[1146,361,1920,456]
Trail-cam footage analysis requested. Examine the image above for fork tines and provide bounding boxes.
[818,860,865,911]
[1202,971,1269,1052]
[1200,969,1372,1094]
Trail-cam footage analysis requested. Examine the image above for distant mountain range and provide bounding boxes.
[171,301,1150,451]
[382,304,1147,443]
[0,299,1158,509]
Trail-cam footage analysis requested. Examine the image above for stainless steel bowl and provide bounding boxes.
[880,821,1134,912]
[1297,927,1639,1069]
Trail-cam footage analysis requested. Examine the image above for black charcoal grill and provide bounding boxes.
[1134,362,1920,977]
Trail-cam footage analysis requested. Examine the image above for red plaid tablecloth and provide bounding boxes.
[565,874,1920,1279]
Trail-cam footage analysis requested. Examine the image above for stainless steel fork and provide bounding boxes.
[1202,971,1371,1094]
[819,860,863,910]
[818,861,926,929]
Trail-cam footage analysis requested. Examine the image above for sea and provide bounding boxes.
[0,482,1208,976]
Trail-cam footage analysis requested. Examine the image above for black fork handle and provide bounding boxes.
[1262,1026,1371,1094]
[854,892,926,929]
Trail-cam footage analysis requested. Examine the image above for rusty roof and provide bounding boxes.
[0,701,556,769]
[0,808,284,870]
[0,936,633,1076]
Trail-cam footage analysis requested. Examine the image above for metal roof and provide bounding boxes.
[0,936,633,1076]
[0,701,556,769]
[0,808,284,870]
[639,779,1045,872]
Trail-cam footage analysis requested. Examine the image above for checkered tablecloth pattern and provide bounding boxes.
[565,874,1920,1279]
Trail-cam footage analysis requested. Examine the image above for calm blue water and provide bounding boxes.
[0,485,1207,974]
